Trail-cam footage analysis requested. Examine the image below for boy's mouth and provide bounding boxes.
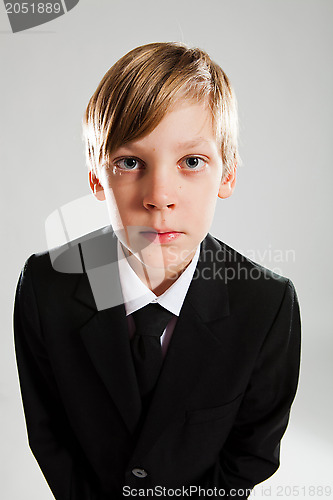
[140,230,182,244]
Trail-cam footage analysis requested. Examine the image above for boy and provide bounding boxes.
[14,42,301,499]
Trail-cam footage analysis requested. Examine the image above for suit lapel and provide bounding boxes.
[79,301,142,435]
[72,228,142,435]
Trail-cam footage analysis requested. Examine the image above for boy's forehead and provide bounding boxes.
[118,137,214,153]
[116,102,218,152]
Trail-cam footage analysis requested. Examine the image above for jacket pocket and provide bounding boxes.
[185,393,243,425]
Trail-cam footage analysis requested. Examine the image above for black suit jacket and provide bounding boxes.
[14,228,301,499]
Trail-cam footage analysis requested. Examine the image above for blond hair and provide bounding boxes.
[83,42,239,180]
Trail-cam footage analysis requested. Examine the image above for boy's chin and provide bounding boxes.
[123,245,184,270]
[120,239,194,273]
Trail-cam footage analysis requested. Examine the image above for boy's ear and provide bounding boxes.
[89,171,106,201]
[218,164,237,199]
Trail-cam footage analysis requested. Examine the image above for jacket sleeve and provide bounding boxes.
[13,256,100,500]
[196,279,301,499]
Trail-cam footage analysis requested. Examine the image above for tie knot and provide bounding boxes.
[132,303,174,338]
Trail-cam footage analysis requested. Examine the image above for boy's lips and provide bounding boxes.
[140,229,183,244]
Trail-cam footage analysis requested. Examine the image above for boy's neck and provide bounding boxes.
[120,244,197,296]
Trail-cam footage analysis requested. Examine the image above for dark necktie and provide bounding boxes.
[130,303,174,399]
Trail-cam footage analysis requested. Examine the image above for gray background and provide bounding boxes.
[1,1,332,498]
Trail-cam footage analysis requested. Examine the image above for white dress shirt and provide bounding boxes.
[117,240,200,357]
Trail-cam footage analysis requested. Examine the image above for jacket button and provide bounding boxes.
[132,468,148,478]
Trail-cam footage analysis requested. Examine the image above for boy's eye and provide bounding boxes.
[113,156,206,171]
[116,158,142,170]
[183,157,206,169]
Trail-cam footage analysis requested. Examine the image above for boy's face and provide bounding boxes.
[90,101,235,277]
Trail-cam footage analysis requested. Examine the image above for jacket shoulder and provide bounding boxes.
[206,234,296,300]
[21,225,117,277]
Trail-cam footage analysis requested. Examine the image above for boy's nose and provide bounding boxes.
[142,168,177,211]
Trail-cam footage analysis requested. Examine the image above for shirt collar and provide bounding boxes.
[117,240,200,317]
